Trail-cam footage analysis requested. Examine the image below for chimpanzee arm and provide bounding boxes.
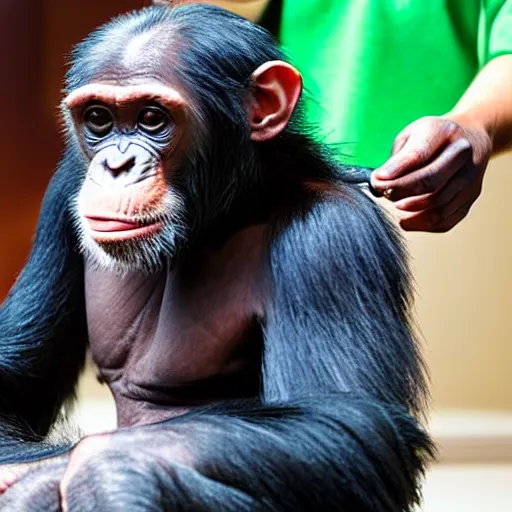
[0,397,432,511]
[262,185,428,414]
[0,146,88,446]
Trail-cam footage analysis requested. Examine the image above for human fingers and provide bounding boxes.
[376,137,473,203]
[373,117,456,182]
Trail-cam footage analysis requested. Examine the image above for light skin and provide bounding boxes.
[167,0,512,232]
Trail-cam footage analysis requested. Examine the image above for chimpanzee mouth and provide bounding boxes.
[85,216,163,240]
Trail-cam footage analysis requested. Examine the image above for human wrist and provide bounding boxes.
[443,109,495,153]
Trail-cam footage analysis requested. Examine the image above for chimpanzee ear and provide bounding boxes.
[248,61,303,142]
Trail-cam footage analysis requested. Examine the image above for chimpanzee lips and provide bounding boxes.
[86,216,145,232]
[85,216,162,239]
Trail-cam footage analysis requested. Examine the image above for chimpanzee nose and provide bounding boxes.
[104,154,136,177]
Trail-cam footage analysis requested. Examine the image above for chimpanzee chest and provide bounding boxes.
[84,224,268,424]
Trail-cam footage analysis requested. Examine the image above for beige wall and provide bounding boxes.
[409,153,512,410]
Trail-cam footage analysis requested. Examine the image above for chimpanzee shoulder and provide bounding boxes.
[262,183,426,413]
[268,183,408,284]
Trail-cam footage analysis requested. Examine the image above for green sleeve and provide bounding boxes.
[479,0,512,65]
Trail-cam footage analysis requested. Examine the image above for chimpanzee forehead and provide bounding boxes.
[78,24,181,90]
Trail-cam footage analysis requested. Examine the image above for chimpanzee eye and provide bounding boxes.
[84,106,114,137]
[138,107,170,135]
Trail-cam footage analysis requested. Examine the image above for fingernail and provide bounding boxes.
[374,167,393,179]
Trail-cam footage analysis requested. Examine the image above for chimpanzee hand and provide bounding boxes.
[0,433,179,511]
[371,116,492,232]
[0,458,68,511]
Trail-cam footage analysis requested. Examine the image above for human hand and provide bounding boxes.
[371,116,492,232]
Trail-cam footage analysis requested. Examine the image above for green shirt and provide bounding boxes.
[280,0,512,167]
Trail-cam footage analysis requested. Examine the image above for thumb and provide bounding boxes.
[374,121,447,180]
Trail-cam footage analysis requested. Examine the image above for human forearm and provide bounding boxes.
[446,54,512,155]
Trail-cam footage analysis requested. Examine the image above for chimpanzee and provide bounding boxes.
[0,4,433,511]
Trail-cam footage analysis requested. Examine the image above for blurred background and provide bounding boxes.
[0,1,510,510]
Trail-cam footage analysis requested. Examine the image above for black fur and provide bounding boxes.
[0,148,88,437]
[0,398,431,511]
[265,189,427,414]
[0,4,434,510]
